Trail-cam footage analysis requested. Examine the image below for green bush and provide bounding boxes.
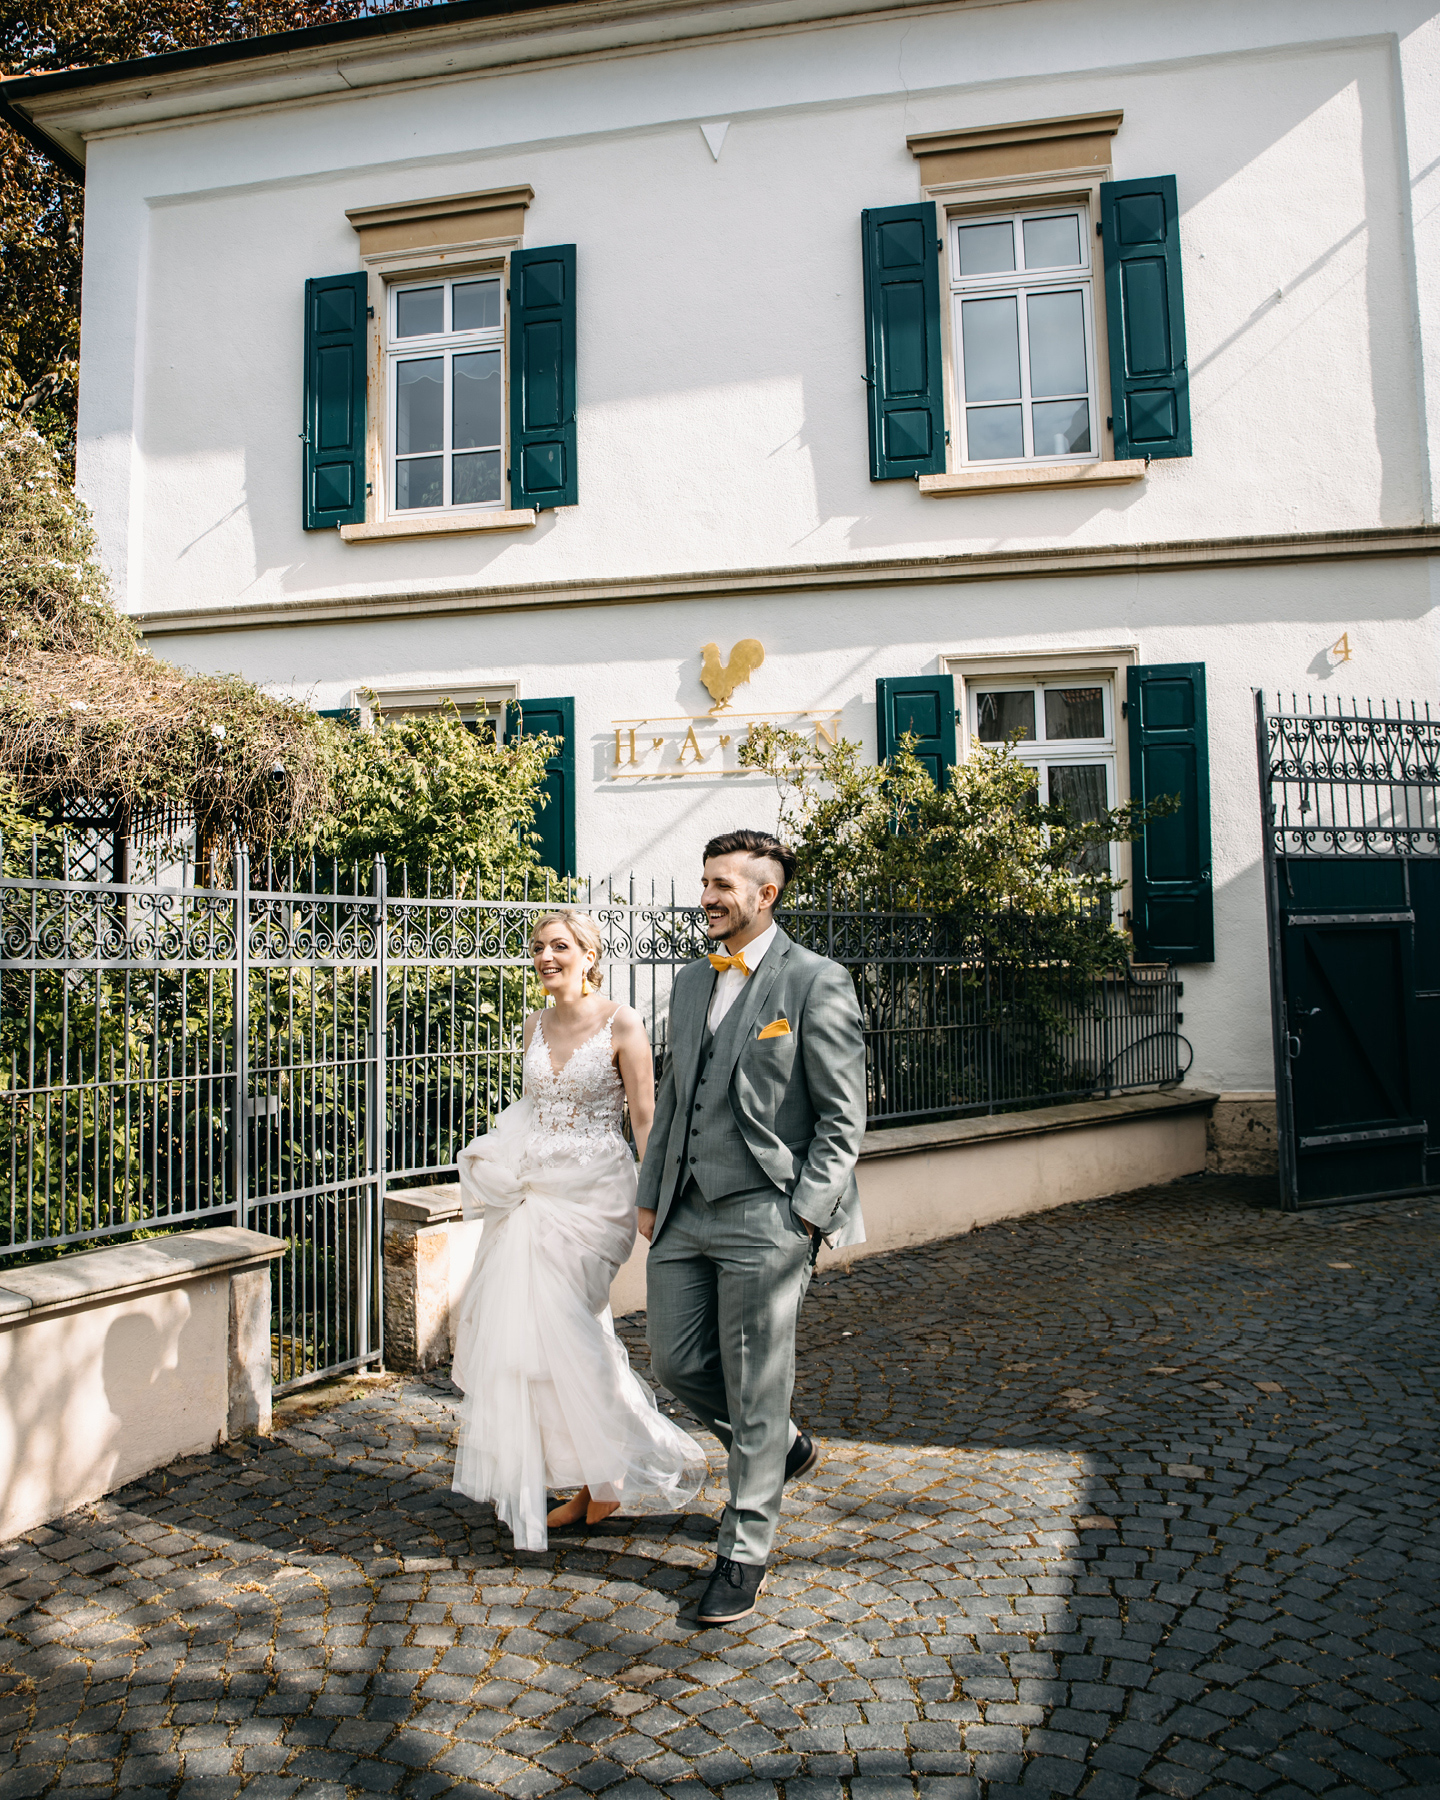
[296,704,560,891]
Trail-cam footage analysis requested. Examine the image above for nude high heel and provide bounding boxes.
[547,1488,590,1529]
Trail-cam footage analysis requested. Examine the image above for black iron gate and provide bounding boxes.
[1256,693,1440,1208]
[238,852,384,1389]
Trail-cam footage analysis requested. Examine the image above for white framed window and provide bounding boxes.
[969,675,1118,881]
[387,274,505,514]
[357,681,518,740]
[949,204,1099,468]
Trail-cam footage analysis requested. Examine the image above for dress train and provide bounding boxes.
[450,1018,706,1550]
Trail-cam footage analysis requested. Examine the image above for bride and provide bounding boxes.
[451,908,706,1550]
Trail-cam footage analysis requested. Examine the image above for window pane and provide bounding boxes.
[1027,289,1087,396]
[1022,213,1081,269]
[453,278,501,332]
[396,357,443,454]
[453,350,502,449]
[453,449,502,507]
[396,286,443,338]
[957,220,1015,275]
[1048,763,1110,879]
[1032,398,1091,457]
[1045,686,1105,739]
[966,405,1024,461]
[395,456,443,510]
[961,296,1021,401]
[975,690,1036,743]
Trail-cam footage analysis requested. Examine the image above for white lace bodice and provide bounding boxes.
[524,1014,627,1165]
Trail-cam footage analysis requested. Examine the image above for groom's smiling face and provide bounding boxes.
[701,853,782,944]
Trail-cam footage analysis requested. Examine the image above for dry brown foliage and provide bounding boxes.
[0,415,331,855]
[0,649,332,851]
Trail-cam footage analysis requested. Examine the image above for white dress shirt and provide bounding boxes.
[706,920,778,1032]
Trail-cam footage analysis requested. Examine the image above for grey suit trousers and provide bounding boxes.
[645,1179,812,1564]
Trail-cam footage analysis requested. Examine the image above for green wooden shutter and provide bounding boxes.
[303,271,367,529]
[316,707,361,727]
[509,246,577,511]
[508,696,576,876]
[876,675,957,788]
[1100,176,1191,460]
[1127,663,1212,962]
[862,204,946,481]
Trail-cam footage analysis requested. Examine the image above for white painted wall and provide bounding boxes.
[72,0,1440,616]
[0,1280,228,1542]
[59,0,1440,1098]
[153,553,1438,1095]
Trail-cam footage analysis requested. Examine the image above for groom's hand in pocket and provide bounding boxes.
[637,1208,657,1242]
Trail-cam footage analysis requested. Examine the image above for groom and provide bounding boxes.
[637,829,867,1625]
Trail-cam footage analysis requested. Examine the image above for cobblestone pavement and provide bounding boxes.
[2,1173,1439,1800]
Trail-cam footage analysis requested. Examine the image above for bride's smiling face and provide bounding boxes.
[530,923,593,999]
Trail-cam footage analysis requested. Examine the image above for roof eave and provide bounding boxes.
[0,0,595,182]
[0,87,85,182]
[2,0,973,182]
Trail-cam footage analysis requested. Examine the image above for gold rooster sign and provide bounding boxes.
[700,639,765,710]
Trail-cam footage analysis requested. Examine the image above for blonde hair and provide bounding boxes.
[531,909,605,995]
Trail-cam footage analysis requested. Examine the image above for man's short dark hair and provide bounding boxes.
[703,829,797,895]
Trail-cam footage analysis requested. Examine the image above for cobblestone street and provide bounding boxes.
[2,1174,1438,1800]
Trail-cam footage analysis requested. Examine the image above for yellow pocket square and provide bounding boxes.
[757,1017,791,1040]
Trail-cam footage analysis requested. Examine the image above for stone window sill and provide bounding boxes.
[918,459,1147,496]
[340,509,537,542]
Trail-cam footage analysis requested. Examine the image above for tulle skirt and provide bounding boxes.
[450,1095,707,1551]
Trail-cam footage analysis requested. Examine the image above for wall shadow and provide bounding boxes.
[0,1287,206,1545]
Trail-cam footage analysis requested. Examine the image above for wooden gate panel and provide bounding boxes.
[1282,901,1426,1205]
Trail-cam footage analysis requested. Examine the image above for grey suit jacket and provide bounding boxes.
[637,928,868,1244]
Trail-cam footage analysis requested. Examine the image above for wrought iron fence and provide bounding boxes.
[1261,693,1440,859]
[1,848,1185,1385]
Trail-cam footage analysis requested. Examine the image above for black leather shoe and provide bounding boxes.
[785,1428,820,1484]
[697,1555,766,1625]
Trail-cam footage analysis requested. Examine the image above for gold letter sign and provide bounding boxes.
[609,638,840,778]
[610,708,843,779]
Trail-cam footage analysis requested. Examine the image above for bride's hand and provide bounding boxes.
[637,1208,657,1242]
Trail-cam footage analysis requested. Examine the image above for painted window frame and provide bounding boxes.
[356,680,520,740]
[945,646,1137,917]
[948,201,1101,470]
[357,242,519,531]
[384,270,508,520]
[926,171,1119,478]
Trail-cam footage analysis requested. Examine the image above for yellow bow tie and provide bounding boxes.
[708,949,751,975]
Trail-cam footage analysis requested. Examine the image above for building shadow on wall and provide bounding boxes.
[0,1294,198,1547]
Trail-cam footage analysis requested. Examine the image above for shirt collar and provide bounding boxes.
[731,919,778,970]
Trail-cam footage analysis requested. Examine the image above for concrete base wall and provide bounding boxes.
[383,1193,482,1370]
[390,1092,1215,1334]
[608,1091,1214,1309]
[0,1229,283,1544]
[838,1096,1210,1270]
[0,1282,226,1543]
[1206,1092,1279,1176]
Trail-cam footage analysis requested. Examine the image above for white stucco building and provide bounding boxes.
[3,0,1440,1106]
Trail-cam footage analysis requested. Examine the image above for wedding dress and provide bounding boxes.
[450,1013,707,1550]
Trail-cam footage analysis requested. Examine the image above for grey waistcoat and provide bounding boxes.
[682,991,774,1204]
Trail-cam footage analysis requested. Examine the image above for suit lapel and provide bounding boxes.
[714,928,791,1089]
[668,958,715,1115]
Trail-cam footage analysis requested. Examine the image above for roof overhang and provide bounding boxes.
[0,0,969,182]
